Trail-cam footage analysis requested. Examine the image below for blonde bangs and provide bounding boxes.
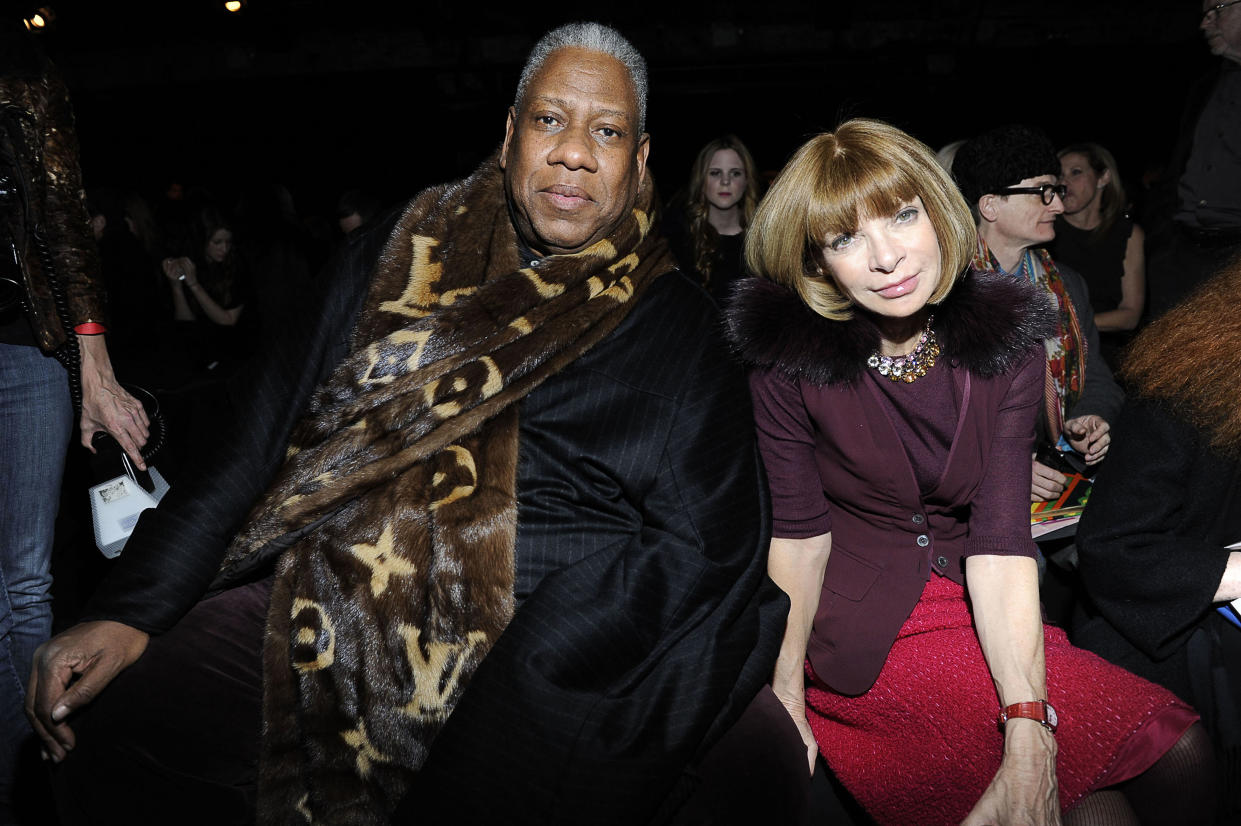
[805,150,921,248]
[747,119,977,322]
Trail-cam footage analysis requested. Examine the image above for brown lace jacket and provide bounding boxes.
[1,66,106,354]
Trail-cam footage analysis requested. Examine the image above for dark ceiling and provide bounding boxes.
[19,0,1213,218]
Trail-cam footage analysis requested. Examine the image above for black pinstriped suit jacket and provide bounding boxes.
[83,212,786,823]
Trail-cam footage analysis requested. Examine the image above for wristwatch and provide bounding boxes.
[997,700,1058,734]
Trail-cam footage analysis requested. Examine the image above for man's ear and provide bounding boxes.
[635,132,650,180]
[500,106,516,170]
[978,194,999,223]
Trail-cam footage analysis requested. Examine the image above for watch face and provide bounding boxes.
[1045,703,1059,729]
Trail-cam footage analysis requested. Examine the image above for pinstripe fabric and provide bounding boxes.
[76,223,784,821]
[401,272,786,824]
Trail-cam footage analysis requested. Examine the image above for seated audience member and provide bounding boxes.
[953,125,1123,502]
[1074,260,1241,821]
[1054,143,1145,371]
[27,22,802,826]
[727,117,1212,826]
[161,207,247,371]
[664,134,760,306]
[336,187,381,236]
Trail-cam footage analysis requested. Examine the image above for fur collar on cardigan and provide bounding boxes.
[724,269,1057,386]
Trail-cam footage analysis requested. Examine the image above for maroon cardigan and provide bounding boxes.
[726,270,1056,695]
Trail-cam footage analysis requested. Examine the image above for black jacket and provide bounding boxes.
[81,211,786,824]
[1074,397,1241,763]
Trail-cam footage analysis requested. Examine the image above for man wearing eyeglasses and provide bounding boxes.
[953,125,1123,504]
[1147,0,1241,317]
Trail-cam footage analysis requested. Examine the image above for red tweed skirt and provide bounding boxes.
[805,575,1197,826]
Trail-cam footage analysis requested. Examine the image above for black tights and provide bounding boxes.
[1065,723,1216,826]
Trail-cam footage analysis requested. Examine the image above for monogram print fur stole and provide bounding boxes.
[216,153,674,825]
[725,269,1057,386]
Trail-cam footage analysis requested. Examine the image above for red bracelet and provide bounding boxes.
[73,322,107,335]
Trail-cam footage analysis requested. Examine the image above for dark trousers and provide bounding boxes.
[52,577,859,825]
[53,578,270,826]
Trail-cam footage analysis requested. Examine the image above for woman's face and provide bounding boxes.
[1059,152,1104,217]
[704,148,747,211]
[205,228,233,263]
[821,196,941,319]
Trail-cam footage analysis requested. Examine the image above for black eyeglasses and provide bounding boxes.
[1203,0,1241,22]
[994,184,1067,205]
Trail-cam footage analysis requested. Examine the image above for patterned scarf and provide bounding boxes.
[216,153,674,825]
[971,238,1086,441]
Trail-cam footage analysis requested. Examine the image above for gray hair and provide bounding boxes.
[514,22,648,135]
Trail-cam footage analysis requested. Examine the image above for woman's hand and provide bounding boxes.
[1063,415,1109,465]
[964,554,1058,824]
[77,334,150,469]
[1030,459,1067,502]
[161,256,196,286]
[774,687,818,776]
[961,721,1060,826]
[767,534,831,777]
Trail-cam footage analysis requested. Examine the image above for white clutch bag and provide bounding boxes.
[88,464,170,559]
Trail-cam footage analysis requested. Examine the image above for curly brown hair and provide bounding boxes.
[1123,254,1241,453]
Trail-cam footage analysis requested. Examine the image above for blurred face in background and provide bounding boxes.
[205,228,233,263]
[1059,152,1106,217]
[1202,0,1241,64]
[704,148,747,211]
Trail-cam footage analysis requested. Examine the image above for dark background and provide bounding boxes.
[26,0,1213,221]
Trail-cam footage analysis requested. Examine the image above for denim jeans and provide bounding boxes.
[0,342,72,821]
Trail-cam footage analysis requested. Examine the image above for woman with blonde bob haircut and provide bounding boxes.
[726,119,1207,825]
[745,119,974,322]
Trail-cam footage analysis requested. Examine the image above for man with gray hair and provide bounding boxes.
[29,21,802,825]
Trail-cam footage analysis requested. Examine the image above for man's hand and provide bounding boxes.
[961,721,1060,826]
[77,334,150,470]
[1030,460,1066,503]
[25,621,149,762]
[1063,415,1110,466]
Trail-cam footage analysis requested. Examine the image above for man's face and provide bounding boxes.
[984,175,1064,251]
[1202,0,1241,64]
[501,47,650,256]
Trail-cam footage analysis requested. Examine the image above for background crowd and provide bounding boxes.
[2,3,1240,825]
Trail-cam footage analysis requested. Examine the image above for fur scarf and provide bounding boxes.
[724,269,1057,385]
[216,152,674,824]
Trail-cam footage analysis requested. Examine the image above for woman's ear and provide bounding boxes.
[1097,168,1112,190]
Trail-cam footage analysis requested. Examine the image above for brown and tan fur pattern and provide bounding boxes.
[216,152,674,824]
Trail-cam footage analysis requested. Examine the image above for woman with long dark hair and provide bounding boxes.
[162,207,247,370]
[667,134,759,305]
